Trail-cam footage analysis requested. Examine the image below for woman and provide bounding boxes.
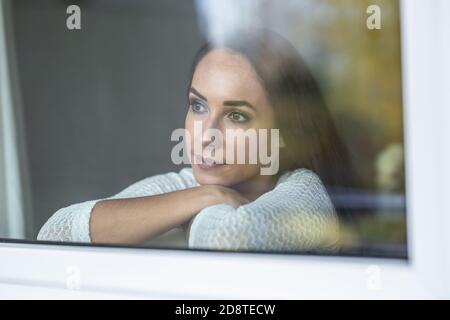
[37,30,353,252]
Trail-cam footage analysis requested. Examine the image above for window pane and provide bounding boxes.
[0,0,407,258]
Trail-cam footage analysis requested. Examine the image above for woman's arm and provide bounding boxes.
[37,168,249,244]
[90,185,248,244]
[37,170,196,243]
[188,169,340,252]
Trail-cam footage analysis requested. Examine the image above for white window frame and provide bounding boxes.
[1,0,449,299]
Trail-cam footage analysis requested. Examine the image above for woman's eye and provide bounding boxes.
[190,100,207,113]
[228,111,250,123]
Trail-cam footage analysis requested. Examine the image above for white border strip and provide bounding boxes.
[401,0,449,296]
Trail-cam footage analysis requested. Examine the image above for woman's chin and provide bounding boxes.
[193,163,250,186]
[192,164,258,187]
[192,164,229,185]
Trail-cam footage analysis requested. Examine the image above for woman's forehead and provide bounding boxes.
[191,49,269,107]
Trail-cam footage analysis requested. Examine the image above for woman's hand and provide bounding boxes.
[206,185,251,209]
[91,183,250,244]
[183,185,250,241]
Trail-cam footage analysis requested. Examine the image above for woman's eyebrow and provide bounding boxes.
[189,87,207,102]
[223,100,256,111]
[189,87,255,111]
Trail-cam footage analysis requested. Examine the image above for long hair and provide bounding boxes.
[188,30,357,221]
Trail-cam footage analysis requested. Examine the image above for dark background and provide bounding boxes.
[10,0,204,238]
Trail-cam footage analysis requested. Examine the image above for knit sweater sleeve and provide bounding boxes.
[188,168,340,252]
[37,167,198,243]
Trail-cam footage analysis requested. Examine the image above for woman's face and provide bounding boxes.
[186,48,277,186]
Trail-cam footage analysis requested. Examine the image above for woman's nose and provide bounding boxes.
[200,116,222,147]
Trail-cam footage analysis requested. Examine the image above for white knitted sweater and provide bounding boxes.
[37,167,339,252]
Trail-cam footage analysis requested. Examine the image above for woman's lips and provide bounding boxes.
[193,155,225,170]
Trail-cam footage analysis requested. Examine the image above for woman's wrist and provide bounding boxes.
[197,185,224,207]
[182,186,224,240]
[178,186,221,229]
[198,185,249,209]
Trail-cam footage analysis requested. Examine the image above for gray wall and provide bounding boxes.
[10,0,204,238]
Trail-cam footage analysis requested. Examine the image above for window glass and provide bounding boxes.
[0,0,406,258]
